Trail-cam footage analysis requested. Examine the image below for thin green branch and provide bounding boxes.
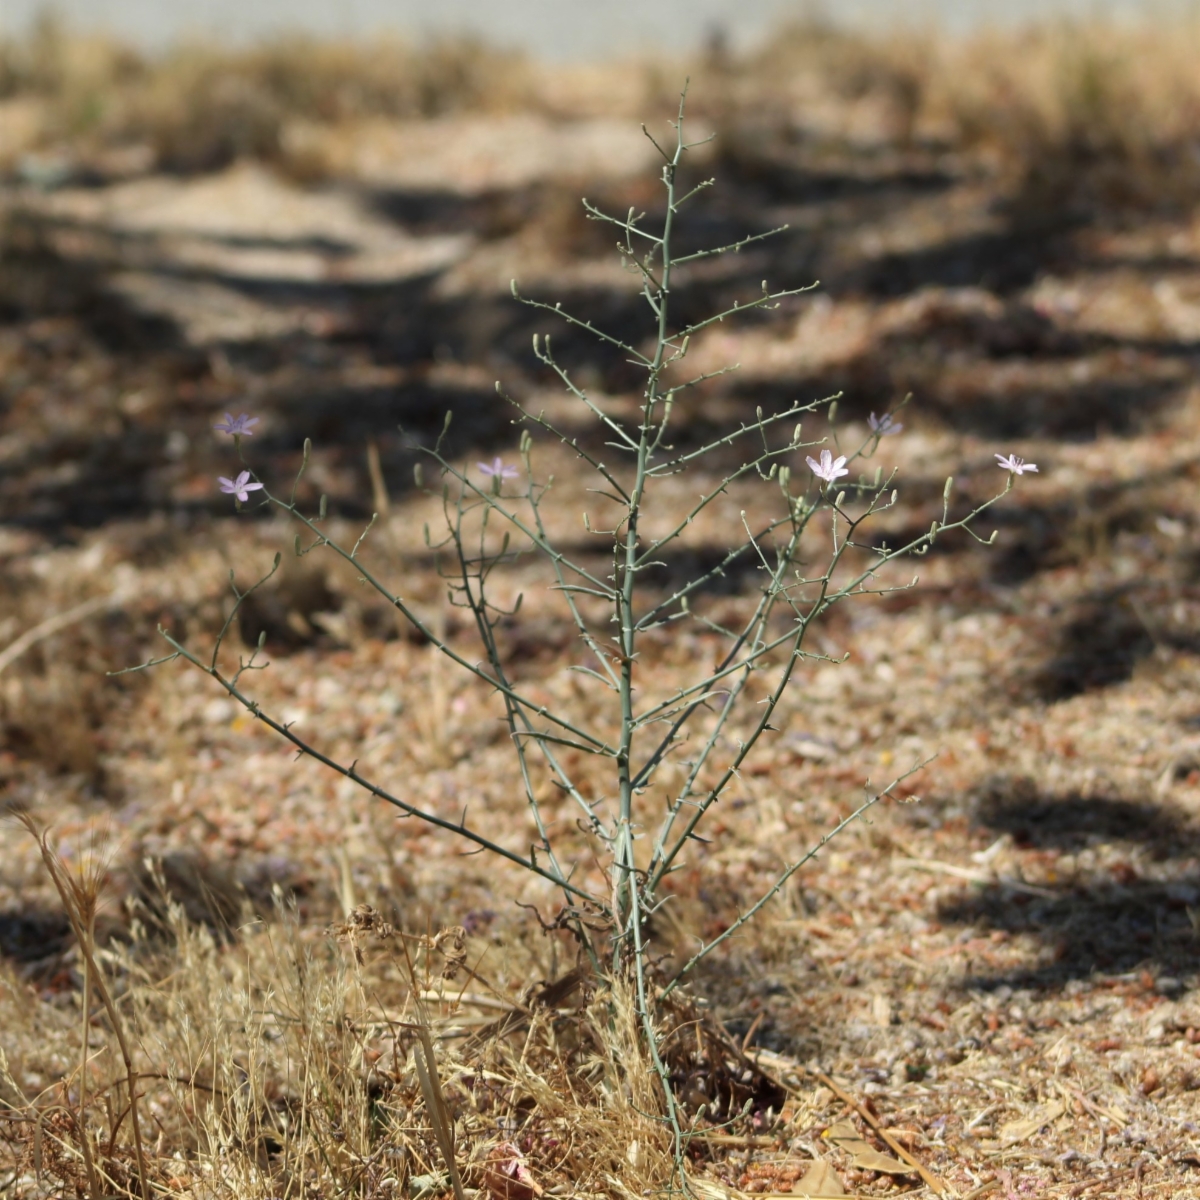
[272,490,612,752]
[157,630,601,907]
[662,758,933,996]
[513,284,649,363]
[648,397,826,476]
[675,283,815,341]
[672,224,791,266]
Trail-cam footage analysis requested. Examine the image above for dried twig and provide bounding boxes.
[0,589,132,677]
[808,1068,947,1196]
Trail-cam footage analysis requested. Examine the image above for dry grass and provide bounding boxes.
[0,14,534,176]
[712,15,1200,215]
[4,11,1200,204]
[1,839,676,1200]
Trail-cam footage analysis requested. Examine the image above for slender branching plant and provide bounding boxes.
[121,89,1033,1177]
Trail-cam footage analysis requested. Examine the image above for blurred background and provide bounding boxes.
[0,0,1187,57]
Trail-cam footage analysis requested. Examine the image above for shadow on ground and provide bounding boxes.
[937,777,1200,991]
[2,130,1197,540]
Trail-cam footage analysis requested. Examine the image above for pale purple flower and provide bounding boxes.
[806,448,849,484]
[995,453,1039,475]
[213,412,260,436]
[868,411,902,436]
[478,456,519,480]
[218,470,264,503]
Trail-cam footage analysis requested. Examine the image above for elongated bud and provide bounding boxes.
[319,494,327,520]
[929,519,939,537]
[756,405,763,423]
[835,490,846,507]
[680,334,690,356]
[944,476,953,502]
[793,422,802,444]
[828,400,838,424]
[768,462,777,479]
[257,629,267,649]
[520,430,532,453]
[778,464,791,491]
[442,411,453,433]
[413,462,423,487]
[302,437,312,467]
[874,466,882,486]
[891,489,898,505]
